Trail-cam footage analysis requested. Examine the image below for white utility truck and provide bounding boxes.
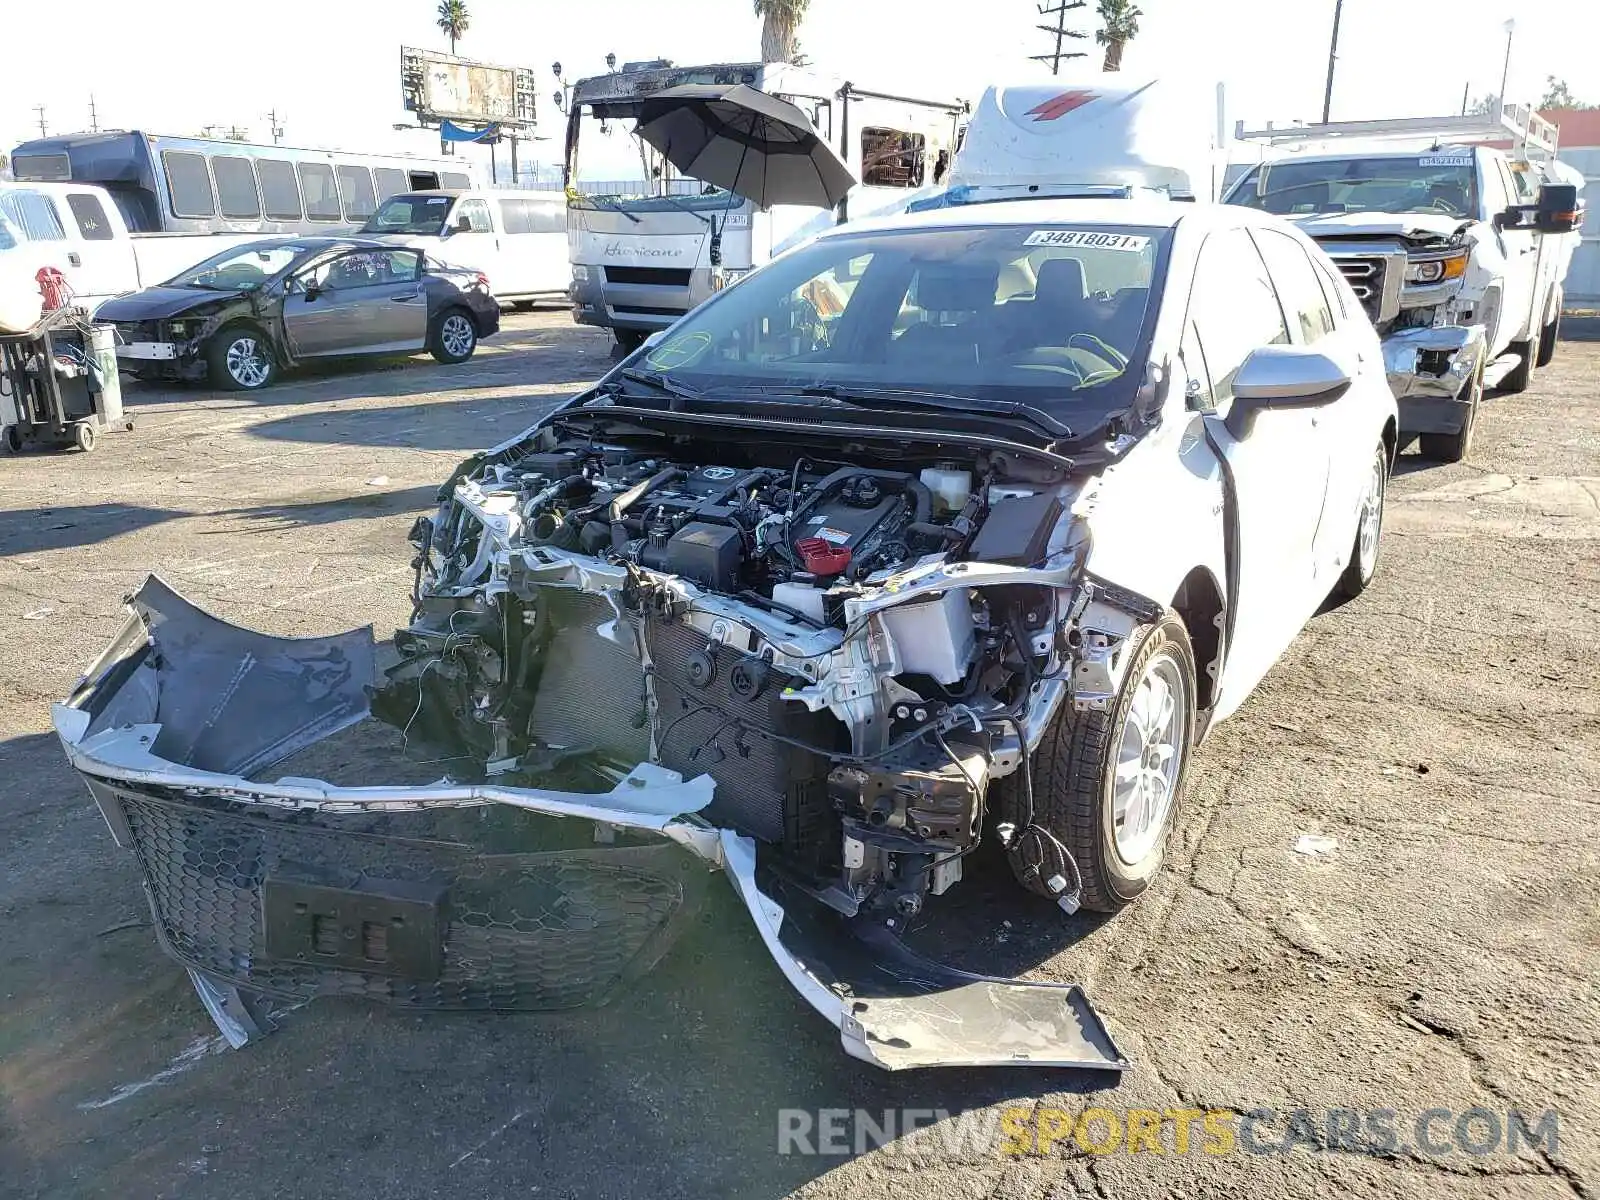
[563,59,966,353]
[0,180,260,327]
[1226,105,1583,461]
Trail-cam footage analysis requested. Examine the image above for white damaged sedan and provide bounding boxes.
[57,198,1395,1071]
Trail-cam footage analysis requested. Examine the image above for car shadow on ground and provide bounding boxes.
[120,326,609,409]
[244,392,570,451]
[0,487,439,556]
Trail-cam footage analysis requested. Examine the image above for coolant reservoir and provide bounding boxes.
[920,467,972,514]
[772,581,827,624]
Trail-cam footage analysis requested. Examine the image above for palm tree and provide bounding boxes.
[754,0,809,64]
[1096,0,1142,72]
[437,0,470,55]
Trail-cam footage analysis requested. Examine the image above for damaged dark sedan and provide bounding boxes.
[57,200,1397,1070]
[99,237,500,389]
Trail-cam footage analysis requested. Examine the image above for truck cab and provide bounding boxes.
[1226,106,1582,461]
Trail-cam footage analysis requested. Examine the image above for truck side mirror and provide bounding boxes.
[1534,183,1581,235]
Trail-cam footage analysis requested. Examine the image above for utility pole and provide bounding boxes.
[88,94,99,132]
[32,105,47,137]
[1031,0,1089,76]
[1321,0,1344,123]
[1498,19,1516,110]
[267,108,284,144]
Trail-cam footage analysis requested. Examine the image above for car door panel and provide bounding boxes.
[1182,228,1331,720]
[283,250,428,358]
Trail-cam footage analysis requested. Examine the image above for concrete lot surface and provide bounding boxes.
[1,312,1596,1199]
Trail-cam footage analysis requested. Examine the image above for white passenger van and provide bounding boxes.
[359,189,569,307]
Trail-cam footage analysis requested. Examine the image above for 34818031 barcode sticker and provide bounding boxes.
[1023,230,1151,252]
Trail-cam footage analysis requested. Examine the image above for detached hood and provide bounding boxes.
[97,286,247,322]
[1289,211,1469,243]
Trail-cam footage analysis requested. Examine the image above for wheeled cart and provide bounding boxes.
[0,308,133,453]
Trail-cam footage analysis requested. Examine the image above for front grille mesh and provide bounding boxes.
[120,790,694,1009]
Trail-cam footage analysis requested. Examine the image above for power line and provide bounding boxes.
[1031,0,1089,76]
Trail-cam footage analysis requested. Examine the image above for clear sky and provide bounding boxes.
[3,0,1597,179]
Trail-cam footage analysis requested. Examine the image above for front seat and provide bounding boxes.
[1004,257,1095,352]
[890,260,1001,367]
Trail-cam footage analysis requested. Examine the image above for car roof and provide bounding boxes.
[232,235,405,254]
[811,197,1283,242]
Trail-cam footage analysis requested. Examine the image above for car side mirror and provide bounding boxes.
[1534,183,1580,235]
[642,330,667,350]
[1225,344,1352,438]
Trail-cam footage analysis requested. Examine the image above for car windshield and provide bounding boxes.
[362,195,453,234]
[1230,155,1479,217]
[639,223,1168,415]
[169,244,306,290]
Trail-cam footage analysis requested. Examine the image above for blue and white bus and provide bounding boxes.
[8,130,474,238]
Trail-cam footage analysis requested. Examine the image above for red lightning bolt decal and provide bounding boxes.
[1025,90,1098,121]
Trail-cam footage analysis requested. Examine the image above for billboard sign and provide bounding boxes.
[401,47,537,129]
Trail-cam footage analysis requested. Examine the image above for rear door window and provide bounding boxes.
[212,156,261,220]
[162,151,216,218]
[335,165,377,219]
[258,159,302,220]
[297,163,341,221]
[66,192,114,241]
[1251,228,1337,343]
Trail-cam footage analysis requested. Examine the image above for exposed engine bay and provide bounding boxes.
[375,421,1106,921]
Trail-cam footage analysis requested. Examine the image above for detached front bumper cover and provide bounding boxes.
[54,577,1126,1072]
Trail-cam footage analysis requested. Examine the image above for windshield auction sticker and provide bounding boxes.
[1024,230,1150,251]
[1419,155,1472,168]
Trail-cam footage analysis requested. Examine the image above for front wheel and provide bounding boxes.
[1536,311,1561,368]
[1418,367,1481,463]
[206,327,276,390]
[998,614,1197,913]
[1334,442,1388,599]
[1499,338,1534,394]
[429,309,478,364]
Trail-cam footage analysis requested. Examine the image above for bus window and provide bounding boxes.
[213,156,262,220]
[860,128,927,188]
[66,193,114,241]
[374,168,408,203]
[408,171,442,189]
[0,190,67,240]
[258,159,302,220]
[163,150,217,218]
[298,163,341,221]
[441,171,472,190]
[336,165,378,219]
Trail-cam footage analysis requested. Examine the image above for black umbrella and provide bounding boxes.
[634,84,857,210]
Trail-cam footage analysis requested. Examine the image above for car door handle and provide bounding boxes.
[391,291,422,302]
[68,252,82,267]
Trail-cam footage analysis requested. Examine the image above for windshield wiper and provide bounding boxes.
[605,367,703,403]
[652,193,714,226]
[731,383,1076,439]
[575,192,642,224]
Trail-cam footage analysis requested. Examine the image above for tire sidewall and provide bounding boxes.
[1093,616,1198,902]
[1355,441,1388,586]
[208,326,275,390]
[432,309,477,363]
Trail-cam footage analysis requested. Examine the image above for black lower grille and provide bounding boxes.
[645,620,841,848]
[118,789,697,1009]
[604,266,693,286]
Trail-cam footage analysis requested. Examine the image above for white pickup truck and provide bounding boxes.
[1226,106,1583,461]
[0,180,258,328]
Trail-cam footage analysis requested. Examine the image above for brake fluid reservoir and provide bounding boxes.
[920,467,972,514]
